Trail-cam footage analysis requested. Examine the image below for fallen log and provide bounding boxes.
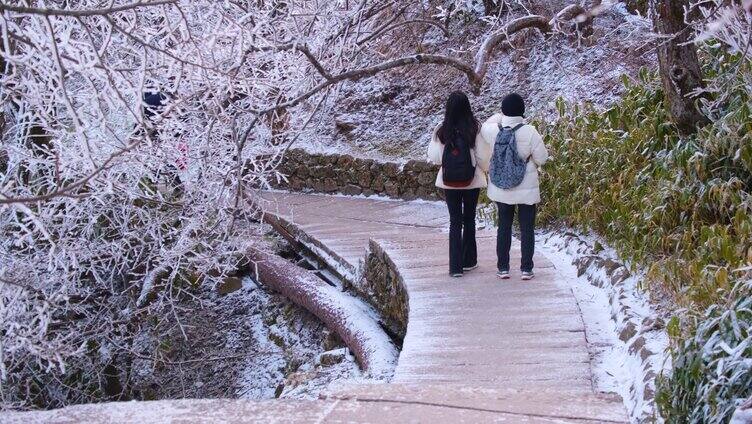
[246,247,398,379]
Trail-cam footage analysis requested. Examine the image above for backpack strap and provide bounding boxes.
[497,123,531,162]
[497,123,526,131]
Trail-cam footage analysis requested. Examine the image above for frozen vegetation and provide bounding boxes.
[1,0,751,422]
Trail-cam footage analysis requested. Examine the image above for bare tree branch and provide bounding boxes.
[0,0,177,17]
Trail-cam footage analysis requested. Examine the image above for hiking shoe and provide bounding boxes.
[450,272,463,278]
[463,264,478,271]
[496,270,510,280]
[521,271,535,281]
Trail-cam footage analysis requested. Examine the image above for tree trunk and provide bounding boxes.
[246,247,398,378]
[650,0,709,136]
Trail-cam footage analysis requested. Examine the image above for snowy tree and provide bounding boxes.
[0,0,603,409]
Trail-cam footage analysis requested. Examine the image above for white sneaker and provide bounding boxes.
[521,271,535,281]
[451,272,463,278]
[496,270,510,280]
[463,264,478,271]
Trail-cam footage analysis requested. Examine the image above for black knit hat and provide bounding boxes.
[501,93,525,117]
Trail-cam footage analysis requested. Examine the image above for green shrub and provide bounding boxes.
[538,63,752,310]
[533,46,752,422]
[655,282,752,423]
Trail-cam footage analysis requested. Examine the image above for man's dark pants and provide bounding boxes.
[496,202,536,273]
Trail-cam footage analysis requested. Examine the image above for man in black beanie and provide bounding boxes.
[501,92,525,118]
[477,93,549,281]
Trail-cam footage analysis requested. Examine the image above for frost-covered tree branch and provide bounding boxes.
[0,0,604,410]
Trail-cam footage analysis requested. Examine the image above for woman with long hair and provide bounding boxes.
[427,91,490,277]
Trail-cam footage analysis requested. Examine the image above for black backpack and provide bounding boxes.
[442,131,475,187]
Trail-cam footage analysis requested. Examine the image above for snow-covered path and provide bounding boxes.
[4,192,630,423]
[259,192,628,419]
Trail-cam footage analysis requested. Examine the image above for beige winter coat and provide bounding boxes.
[426,124,490,190]
[479,114,549,205]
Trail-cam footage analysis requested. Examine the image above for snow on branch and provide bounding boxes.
[0,0,600,409]
[0,1,177,17]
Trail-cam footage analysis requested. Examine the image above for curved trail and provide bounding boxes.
[259,192,628,421]
[4,192,629,424]
[262,192,590,388]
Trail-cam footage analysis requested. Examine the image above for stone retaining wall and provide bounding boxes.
[272,149,442,200]
[361,240,409,341]
[268,213,408,342]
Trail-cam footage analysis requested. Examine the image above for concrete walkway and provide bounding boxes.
[4,192,628,423]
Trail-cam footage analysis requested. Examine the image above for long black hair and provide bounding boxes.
[438,91,479,148]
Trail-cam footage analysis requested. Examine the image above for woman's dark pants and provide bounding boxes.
[496,203,536,273]
[444,188,480,274]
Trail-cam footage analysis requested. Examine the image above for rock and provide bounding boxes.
[290,177,304,191]
[418,171,436,185]
[336,172,348,185]
[323,178,337,192]
[371,176,385,192]
[358,172,372,188]
[640,347,654,362]
[642,317,665,331]
[319,348,347,366]
[384,181,400,197]
[217,276,242,294]
[643,385,655,401]
[311,179,325,192]
[415,186,433,199]
[322,164,335,178]
[574,255,600,277]
[602,258,622,274]
[619,322,637,342]
[337,154,354,166]
[403,160,421,172]
[401,189,417,201]
[322,329,344,351]
[610,267,631,286]
[731,396,752,424]
[629,336,646,355]
[284,370,316,391]
[341,184,362,196]
[382,163,399,177]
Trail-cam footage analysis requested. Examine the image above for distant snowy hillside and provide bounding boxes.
[295,4,652,161]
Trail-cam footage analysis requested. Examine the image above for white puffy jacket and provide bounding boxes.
[426,123,490,190]
[479,114,549,205]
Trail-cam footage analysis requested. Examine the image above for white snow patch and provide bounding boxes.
[233,275,361,400]
[539,230,670,424]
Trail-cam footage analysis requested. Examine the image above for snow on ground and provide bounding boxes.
[127,271,361,402]
[233,276,363,399]
[291,6,653,161]
[539,230,670,424]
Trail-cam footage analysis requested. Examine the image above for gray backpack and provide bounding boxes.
[489,123,528,189]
